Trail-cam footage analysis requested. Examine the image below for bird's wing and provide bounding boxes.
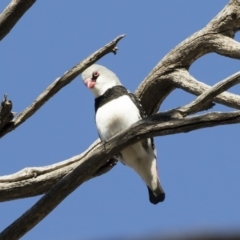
[128,93,156,154]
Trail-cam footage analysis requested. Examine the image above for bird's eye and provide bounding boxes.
[93,71,99,77]
[92,71,99,81]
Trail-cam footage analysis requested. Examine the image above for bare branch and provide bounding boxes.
[178,71,240,115]
[1,72,240,202]
[0,105,240,201]
[0,0,36,41]
[169,70,240,110]
[0,139,117,202]
[135,0,240,115]
[212,36,240,59]
[0,34,125,139]
[0,136,116,202]
[1,110,240,239]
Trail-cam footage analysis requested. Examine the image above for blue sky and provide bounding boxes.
[0,0,240,239]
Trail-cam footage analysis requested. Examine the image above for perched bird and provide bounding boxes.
[82,64,165,204]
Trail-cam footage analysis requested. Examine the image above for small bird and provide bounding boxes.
[82,64,165,204]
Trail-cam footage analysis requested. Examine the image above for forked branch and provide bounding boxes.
[135,0,240,115]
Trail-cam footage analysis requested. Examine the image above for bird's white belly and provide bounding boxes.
[96,95,158,190]
[96,95,140,140]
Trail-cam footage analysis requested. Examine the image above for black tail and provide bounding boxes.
[147,186,165,205]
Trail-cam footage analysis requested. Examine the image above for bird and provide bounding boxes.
[82,64,165,204]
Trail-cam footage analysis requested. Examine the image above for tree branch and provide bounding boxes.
[169,70,240,110]
[135,0,240,115]
[0,106,239,201]
[212,35,240,59]
[177,71,240,115]
[0,0,36,41]
[0,34,125,139]
[1,68,240,202]
[0,139,103,202]
[1,109,240,239]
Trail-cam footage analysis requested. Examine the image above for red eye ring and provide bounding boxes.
[92,71,99,82]
[93,71,99,77]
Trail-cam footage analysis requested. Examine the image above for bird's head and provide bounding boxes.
[82,64,122,97]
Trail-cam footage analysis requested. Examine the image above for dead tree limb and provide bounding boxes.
[0,0,36,41]
[1,109,240,239]
[135,0,240,115]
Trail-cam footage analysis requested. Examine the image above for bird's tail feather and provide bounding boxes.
[147,181,165,204]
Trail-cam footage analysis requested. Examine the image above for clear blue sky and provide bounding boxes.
[0,1,239,239]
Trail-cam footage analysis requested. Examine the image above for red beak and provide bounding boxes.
[85,79,95,89]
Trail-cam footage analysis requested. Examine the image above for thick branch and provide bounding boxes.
[0,34,125,138]
[135,0,240,115]
[0,139,105,202]
[212,35,240,59]
[1,110,240,239]
[0,0,36,41]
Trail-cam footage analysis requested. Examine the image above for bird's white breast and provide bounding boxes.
[96,95,140,140]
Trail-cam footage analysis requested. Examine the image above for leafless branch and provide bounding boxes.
[0,0,36,41]
[212,35,240,59]
[169,70,240,110]
[135,0,240,115]
[1,109,240,239]
[0,34,125,139]
[177,71,240,115]
[0,82,239,203]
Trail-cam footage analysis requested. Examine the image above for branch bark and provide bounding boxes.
[169,70,240,110]
[177,71,240,115]
[0,0,36,41]
[135,0,240,115]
